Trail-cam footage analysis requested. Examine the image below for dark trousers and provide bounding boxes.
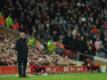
[18,62,27,77]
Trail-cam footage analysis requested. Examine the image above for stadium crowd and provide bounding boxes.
[0,0,107,65]
[0,33,75,66]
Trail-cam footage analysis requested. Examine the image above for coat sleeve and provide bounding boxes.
[15,40,20,52]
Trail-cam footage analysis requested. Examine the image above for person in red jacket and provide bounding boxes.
[84,58,100,72]
[12,18,20,30]
[0,13,5,26]
[91,26,99,34]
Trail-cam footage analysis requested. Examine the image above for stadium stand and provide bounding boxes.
[0,27,78,66]
[0,0,107,74]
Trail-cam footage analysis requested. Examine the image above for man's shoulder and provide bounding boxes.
[16,38,21,42]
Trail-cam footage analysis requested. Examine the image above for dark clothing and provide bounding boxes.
[0,61,7,66]
[77,40,87,53]
[63,36,73,50]
[71,38,78,51]
[87,49,95,56]
[104,42,107,57]
[16,38,28,77]
[18,62,27,77]
[77,40,88,61]
[16,38,28,62]
[56,48,64,56]
[52,34,59,42]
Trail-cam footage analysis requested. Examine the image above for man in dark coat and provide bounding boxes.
[16,32,28,78]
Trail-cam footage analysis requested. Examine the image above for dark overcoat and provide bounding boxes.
[16,38,28,62]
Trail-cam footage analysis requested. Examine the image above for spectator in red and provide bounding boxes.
[84,58,99,72]
[0,13,5,26]
[12,18,20,30]
[91,26,99,34]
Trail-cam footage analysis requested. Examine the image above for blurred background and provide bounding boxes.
[0,0,107,73]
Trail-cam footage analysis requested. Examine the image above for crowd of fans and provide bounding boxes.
[0,0,107,65]
[0,33,17,65]
[0,32,76,66]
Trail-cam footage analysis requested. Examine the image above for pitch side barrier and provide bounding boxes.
[0,65,87,75]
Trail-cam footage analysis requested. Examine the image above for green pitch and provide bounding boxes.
[0,73,106,80]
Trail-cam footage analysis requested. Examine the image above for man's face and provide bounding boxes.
[20,32,26,39]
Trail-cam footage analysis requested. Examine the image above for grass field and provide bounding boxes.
[0,73,106,80]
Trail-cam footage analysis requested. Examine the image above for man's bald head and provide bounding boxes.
[20,32,26,39]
